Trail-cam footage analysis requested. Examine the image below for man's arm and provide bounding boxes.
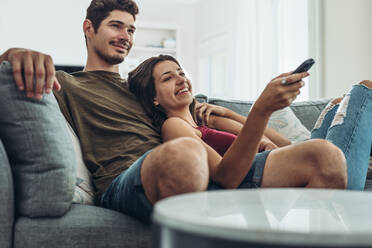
[0,48,61,100]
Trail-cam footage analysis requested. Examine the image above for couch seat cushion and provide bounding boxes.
[14,204,152,248]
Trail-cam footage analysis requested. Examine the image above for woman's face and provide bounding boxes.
[152,60,193,112]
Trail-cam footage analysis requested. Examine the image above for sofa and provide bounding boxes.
[0,61,371,248]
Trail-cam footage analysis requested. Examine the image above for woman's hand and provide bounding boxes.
[195,101,229,125]
[258,135,278,152]
[253,71,309,115]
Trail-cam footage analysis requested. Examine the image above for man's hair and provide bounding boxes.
[128,55,198,130]
[86,0,139,33]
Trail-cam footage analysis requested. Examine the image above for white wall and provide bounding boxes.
[135,0,197,80]
[2,0,371,100]
[0,0,91,66]
[322,0,372,98]
[0,0,196,77]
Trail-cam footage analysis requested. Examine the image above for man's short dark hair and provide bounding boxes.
[86,0,139,33]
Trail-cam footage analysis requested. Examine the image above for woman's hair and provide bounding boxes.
[128,55,197,129]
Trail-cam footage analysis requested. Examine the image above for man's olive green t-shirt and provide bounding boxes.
[54,70,162,198]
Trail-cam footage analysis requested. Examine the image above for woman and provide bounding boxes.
[129,55,372,191]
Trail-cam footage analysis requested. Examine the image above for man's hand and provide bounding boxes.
[2,48,61,100]
[195,101,228,125]
[258,135,278,152]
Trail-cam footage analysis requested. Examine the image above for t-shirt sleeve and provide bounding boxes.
[54,71,75,130]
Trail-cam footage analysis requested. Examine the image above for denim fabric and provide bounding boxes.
[101,149,270,223]
[0,61,76,217]
[311,84,372,190]
[100,150,153,223]
[208,150,271,190]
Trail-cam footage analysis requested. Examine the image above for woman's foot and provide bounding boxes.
[359,80,372,90]
[331,96,343,105]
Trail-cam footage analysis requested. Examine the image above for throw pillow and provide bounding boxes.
[0,61,76,217]
[65,122,96,205]
[268,107,311,144]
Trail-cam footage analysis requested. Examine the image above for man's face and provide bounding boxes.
[88,10,136,65]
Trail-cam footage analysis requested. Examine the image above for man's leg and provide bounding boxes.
[141,137,209,204]
[101,137,209,223]
[261,139,347,188]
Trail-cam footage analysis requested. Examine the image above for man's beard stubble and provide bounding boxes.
[95,47,126,65]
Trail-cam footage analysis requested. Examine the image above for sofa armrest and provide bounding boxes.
[0,61,76,217]
[0,139,14,248]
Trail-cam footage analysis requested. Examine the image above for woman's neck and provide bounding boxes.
[167,108,197,128]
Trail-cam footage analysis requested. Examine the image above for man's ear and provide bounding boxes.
[83,19,95,39]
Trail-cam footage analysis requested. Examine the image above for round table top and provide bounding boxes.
[153,188,372,247]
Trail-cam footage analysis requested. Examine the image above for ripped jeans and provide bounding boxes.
[311,84,372,190]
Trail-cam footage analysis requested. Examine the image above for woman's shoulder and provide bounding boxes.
[163,116,188,126]
[162,117,201,138]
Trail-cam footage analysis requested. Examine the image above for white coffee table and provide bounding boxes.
[152,188,372,248]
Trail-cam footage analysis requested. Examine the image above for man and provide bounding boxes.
[0,0,347,223]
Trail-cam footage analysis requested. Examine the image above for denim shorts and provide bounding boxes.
[100,150,271,223]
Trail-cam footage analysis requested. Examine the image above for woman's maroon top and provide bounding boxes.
[196,126,237,156]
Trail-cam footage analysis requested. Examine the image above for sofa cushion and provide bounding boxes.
[208,98,252,117]
[268,107,310,144]
[0,61,76,217]
[195,94,208,103]
[66,121,95,205]
[208,98,311,143]
[208,97,331,132]
[14,204,152,248]
[290,99,330,131]
[0,139,14,248]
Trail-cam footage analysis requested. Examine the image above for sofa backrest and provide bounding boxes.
[195,94,330,131]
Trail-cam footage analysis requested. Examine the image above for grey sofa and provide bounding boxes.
[0,62,371,247]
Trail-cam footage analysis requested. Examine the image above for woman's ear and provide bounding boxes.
[153,97,159,106]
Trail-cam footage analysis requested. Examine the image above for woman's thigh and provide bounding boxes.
[260,140,326,187]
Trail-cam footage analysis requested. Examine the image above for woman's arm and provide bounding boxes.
[162,111,268,189]
[208,115,278,151]
[166,72,308,189]
[196,102,291,147]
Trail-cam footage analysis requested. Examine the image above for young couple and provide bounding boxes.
[0,0,371,224]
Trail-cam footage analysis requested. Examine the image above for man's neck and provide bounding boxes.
[84,55,120,73]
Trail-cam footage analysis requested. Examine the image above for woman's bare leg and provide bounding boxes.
[261,139,347,188]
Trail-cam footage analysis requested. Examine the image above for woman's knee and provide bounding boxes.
[305,139,347,187]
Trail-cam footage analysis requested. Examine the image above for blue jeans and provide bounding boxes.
[311,84,372,190]
[101,150,271,223]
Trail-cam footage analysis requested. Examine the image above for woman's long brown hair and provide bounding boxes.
[128,55,198,130]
